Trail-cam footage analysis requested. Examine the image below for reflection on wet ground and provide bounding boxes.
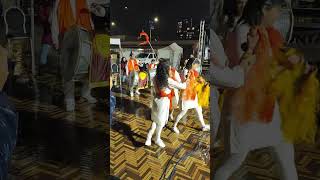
[7,74,108,179]
[110,87,210,179]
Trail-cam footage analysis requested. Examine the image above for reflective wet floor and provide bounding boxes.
[110,88,210,179]
[6,73,108,179]
[211,120,320,179]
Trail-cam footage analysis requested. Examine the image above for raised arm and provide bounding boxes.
[168,78,186,90]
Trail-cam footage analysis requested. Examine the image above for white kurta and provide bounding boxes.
[151,78,186,127]
[209,28,246,141]
[172,70,182,108]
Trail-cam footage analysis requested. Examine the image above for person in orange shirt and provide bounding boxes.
[173,59,210,134]
[126,53,140,97]
[50,0,106,111]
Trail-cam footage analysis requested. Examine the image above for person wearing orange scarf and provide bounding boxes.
[172,59,210,134]
[145,59,186,148]
[214,0,304,179]
[126,53,140,97]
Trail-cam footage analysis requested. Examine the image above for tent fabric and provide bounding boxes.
[157,43,183,69]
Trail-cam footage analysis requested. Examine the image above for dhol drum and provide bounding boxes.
[138,71,148,89]
[73,27,93,80]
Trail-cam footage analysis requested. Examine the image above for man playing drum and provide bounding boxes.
[51,0,105,111]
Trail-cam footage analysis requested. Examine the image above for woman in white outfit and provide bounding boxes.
[173,59,210,134]
[145,59,187,148]
[214,0,299,179]
[169,66,182,120]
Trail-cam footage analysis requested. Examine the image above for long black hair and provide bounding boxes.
[240,0,284,26]
[155,59,169,89]
[185,58,195,70]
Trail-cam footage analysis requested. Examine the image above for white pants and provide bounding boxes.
[214,142,298,180]
[174,105,206,128]
[210,87,221,142]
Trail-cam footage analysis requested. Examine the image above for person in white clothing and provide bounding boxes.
[172,59,210,134]
[145,59,187,148]
[214,0,299,179]
[168,65,182,120]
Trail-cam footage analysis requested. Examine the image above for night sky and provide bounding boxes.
[111,0,210,40]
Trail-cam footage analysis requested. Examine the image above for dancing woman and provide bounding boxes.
[145,59,187,148]
[173,59,210,134]
[214,0,319,179]
[168,65,182,120]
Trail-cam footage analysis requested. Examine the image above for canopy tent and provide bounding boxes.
[157,43,183,69]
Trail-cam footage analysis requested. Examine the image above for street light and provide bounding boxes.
[111,22,116,26]
[154,17,159,23]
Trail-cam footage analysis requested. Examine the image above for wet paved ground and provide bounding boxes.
[6,73,108,179]
[110,88,211,179]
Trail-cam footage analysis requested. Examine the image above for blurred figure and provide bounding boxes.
[224,0,248,67]
[126,53,140,97]
[0,44,18,179]
[110,74,116,126]
[148,59,157,86]
[39,0,53,72]
[173,59,210,134]
[120,57,127,83]
[214,0,318,179]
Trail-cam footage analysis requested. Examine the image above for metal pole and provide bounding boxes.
[150,28,152,42]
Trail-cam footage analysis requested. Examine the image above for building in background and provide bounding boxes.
[177,18,200,40]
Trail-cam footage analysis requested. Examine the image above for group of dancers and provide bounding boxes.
[122,52,210,148]
[144,58,210,148]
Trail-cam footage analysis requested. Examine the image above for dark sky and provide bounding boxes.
[111,0,210,40]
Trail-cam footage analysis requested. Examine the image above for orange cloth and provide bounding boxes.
[231,27,284,124]
[159,90,173,110]
[58,0,93,35]
[76,0,93,32]
[182,70,199,101]
[58,0,75,34]
[155,82,173,109]
[149,64,156,70]
[127,58,139,72]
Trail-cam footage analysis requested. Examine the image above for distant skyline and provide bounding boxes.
[110,0,210,40]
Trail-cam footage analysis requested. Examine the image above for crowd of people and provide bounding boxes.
[108,0,320,179]
[110,51,211,148]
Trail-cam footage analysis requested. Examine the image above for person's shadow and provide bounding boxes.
[112,121,145,148]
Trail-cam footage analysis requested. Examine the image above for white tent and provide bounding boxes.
[157,43,183,69]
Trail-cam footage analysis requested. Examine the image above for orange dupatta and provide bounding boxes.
[182,70,199,101]
[231,26,284,124]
